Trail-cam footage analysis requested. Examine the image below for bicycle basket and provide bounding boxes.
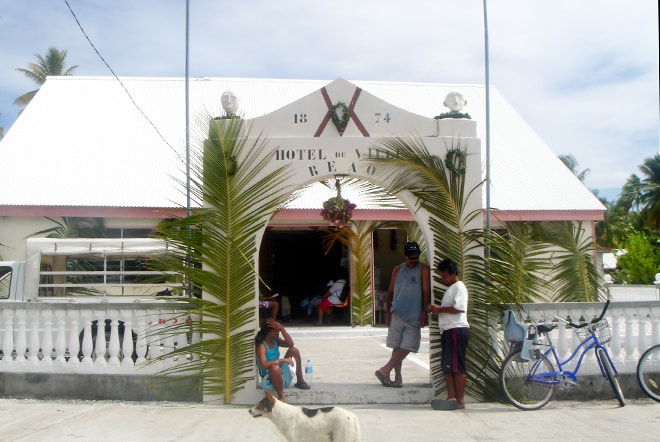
[575,320,612,344]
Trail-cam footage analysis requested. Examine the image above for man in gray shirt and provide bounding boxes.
[375,241,430,388]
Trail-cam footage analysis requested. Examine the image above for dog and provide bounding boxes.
[248,391,361,442]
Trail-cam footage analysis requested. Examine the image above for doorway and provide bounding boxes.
[259,227,345,322]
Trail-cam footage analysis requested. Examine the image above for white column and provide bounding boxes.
[1,309,15,365]
[120,309,135,369]
[67,309,80,367]
[80,310,94,366]
[41,309,54,366]
[135,309,148,366]
[624,308,636,363]
[27,309,41,365]
[54,309,68,366]
[15,309,28,364]
[93,311,108,367]
[107,311,121,367]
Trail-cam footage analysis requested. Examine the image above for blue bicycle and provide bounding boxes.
[500,300,625,410]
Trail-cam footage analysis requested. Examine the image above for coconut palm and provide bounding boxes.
[559,154,590,182]
[639,154,660,229]
[620,174,644,213]
[150,116,292,403]
[14,47,78,106]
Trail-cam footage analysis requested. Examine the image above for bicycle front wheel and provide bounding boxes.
[597,347,625,406]
[499,350,556,410]
[637,344,660,402]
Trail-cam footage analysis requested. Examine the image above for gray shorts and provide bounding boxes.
[386,312,421,352]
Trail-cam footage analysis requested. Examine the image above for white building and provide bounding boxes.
[0,76,605,313]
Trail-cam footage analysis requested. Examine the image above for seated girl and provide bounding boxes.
[255,318,310,402]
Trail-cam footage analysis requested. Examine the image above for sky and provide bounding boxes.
[0,0,658,202]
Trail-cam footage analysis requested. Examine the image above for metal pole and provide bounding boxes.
[483,0,492,263]
[185,0,191,218]
[185,0,193,298]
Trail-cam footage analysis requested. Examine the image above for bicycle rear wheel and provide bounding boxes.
[499,350,556,410]
[597,347,625,406]
[637,344,660,402]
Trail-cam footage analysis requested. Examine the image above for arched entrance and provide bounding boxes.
[219,77,482,404]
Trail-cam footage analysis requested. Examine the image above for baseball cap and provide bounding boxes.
[404,241,421,258]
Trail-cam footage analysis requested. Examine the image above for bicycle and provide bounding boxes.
[637,343,660,402]
[500,300,625,410]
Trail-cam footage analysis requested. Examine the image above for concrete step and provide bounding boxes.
[285,382,433,405]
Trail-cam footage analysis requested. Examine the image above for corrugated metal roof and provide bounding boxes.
[0,76,604,215]
[286,180,404,210]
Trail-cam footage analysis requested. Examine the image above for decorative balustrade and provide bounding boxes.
[492,300,660,374]
[0,301,198,374]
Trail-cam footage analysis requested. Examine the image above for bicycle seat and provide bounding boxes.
[536,323,558,334]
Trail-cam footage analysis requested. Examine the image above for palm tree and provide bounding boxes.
[639,154,660,229]
[559,154,590,182]
[14,47,78,106]
[620,174,644,213]
[150,116,292,404]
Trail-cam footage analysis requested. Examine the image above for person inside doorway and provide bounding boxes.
[316,267,348,325]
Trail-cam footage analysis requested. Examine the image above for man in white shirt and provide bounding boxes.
[427,258,469,409]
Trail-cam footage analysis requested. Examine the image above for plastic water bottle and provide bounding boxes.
[304,359,314,385]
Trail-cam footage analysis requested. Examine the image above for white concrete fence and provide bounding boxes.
[1,299,659,378]
[0,301,197,374]
[493,300,660,375]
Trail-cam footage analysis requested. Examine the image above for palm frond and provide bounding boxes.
[151,116,292,403]
[542,221,602,302]
[368,136,500,399]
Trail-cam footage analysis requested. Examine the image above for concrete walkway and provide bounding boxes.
[0,397,657,441]
[281,325,432,405]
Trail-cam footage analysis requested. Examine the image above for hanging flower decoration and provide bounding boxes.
[445,147,467,175]
[321,180,356,227]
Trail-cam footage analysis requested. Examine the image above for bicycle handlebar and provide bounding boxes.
[565,300,611,328]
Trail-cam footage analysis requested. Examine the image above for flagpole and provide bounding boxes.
[483,0,492,262]
[185,0,191,218]
[185,0,192,298]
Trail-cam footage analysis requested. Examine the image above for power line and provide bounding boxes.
[63,0,179,156]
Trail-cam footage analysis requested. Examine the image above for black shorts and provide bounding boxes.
[441,327,469,374]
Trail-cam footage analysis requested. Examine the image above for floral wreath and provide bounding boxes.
[434,111,471,120]
[320,180,356,227]
[330,102,350,135]
[445,147,467,175]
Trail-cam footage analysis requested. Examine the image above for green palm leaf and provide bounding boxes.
[542,221,603,302]
[150,116,292,403]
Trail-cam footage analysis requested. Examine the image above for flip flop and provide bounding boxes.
[374,371,392,387]
[390,381,402,388]
[294,381,310,390]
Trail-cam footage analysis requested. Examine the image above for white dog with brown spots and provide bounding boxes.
[249,391,361,442]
